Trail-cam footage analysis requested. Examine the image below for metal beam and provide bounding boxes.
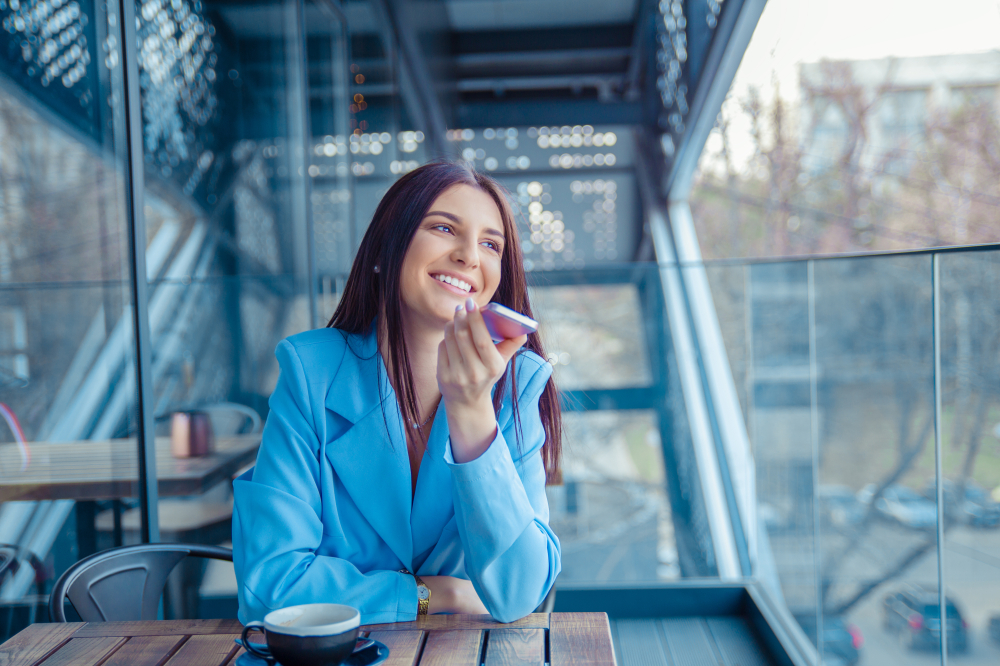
[456,99,642,129]
[457,75,624,100]
[561,387,663,412]
[635,131,743,580]
[119,0,159,544]
[373,0,451,157]
[623,0,656,100]
[666,0,767,199]
[455,47,631,73]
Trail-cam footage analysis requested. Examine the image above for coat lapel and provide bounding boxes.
[323,328,413,569]
[410,400,455,561]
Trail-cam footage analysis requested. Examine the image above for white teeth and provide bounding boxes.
[434,274,471,292]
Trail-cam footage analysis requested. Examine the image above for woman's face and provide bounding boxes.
[399,184,506,330]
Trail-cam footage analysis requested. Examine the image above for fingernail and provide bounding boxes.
[456,305,462,313]
[465,298,475,312]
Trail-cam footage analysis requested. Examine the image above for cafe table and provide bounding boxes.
[0,613,617,665]
[0,435,261,502]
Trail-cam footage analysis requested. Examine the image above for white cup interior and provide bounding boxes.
[263,603,360,637]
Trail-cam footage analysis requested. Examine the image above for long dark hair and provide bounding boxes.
[328,160,562,483]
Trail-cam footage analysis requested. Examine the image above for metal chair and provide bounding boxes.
[48,543,233,622]
[0,542,45,596]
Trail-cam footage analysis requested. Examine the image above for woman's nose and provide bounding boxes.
[451,238,480,267]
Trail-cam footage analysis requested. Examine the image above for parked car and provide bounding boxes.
[989,613,1000,646]
[794,612,862,665]
[922,479,1000,528]
[818,485,865,529]
[872,484,937,530]
[882,585,968,653]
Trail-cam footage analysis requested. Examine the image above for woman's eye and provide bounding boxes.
[432,224,452,233]
[481,240,501,252]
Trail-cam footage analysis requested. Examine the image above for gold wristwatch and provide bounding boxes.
[400,569,430,615]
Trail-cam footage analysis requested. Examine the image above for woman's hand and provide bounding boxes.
[437,298,527,463]
[422,575,489,615]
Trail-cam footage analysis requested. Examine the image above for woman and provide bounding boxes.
[232,161,562,625]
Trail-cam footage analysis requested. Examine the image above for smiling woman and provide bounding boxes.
[232,160,563,626]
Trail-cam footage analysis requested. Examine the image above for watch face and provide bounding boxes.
[418,587,430,600]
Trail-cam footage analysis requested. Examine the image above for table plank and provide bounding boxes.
[0,623,83,666]
[485,629,545,666]
[0,435,260,502]
[362,613,548,632]
[99,635,187,666]
[419,630,482,666]
[550,613,616,666]
[163,634,239,666]
[366,630,424,666]
[75,619,244,637]
[225,631,267,666]
[37,637,125,666]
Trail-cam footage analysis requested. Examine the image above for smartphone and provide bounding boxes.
[481,303,538,343]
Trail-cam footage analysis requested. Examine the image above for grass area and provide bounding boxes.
[624,422,664,484]
[819,384,1000,493]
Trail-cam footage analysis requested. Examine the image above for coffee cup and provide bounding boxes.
[240,603,361,666]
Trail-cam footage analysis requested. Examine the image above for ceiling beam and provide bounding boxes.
[457,74,625,100]
[454,47,630,75]
[456,98,642,128]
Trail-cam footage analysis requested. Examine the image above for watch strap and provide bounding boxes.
[400,569,431,616]
[413,574,430,615]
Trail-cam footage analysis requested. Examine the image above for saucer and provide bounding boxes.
[234,638,389,666]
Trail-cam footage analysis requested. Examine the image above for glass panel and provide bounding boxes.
[547,410,673,584]
[531,265,690,584]
[134,0,352,618]
[344,0,422,246]
[817,254,940,664]
[815,255,936,665]
[0,0,140,636]
[739,260,822,647]
[531,284,651,391]
[707,253,939,664]
[940,250,1000,665]
[692,0,1000,260]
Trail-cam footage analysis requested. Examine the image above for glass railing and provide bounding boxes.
[531,245,1000,665]
[700,245,1000,666]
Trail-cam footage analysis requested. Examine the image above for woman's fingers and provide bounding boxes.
[452,303,480,369]
[464,300,502,370]
[442,313,464,371]
[495,334,528,365]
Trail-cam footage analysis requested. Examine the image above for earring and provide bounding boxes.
[374,265,380,273]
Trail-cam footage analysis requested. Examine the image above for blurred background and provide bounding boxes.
[2,0,1000,663]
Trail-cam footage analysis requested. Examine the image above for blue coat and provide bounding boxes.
[232,326,561,625]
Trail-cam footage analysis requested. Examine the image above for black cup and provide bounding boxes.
[241,603,361,666]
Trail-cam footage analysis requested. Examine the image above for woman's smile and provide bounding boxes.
[430,271,476,295]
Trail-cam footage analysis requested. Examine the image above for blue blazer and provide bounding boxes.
[232,326,561,625]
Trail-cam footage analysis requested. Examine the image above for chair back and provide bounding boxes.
[48,543,232,622]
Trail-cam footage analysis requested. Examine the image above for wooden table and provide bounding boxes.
[0,614,616,665]
[0,435,261,502]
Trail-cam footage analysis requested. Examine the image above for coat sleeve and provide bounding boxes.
[232,339,418,625]
[443,354,561,623]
